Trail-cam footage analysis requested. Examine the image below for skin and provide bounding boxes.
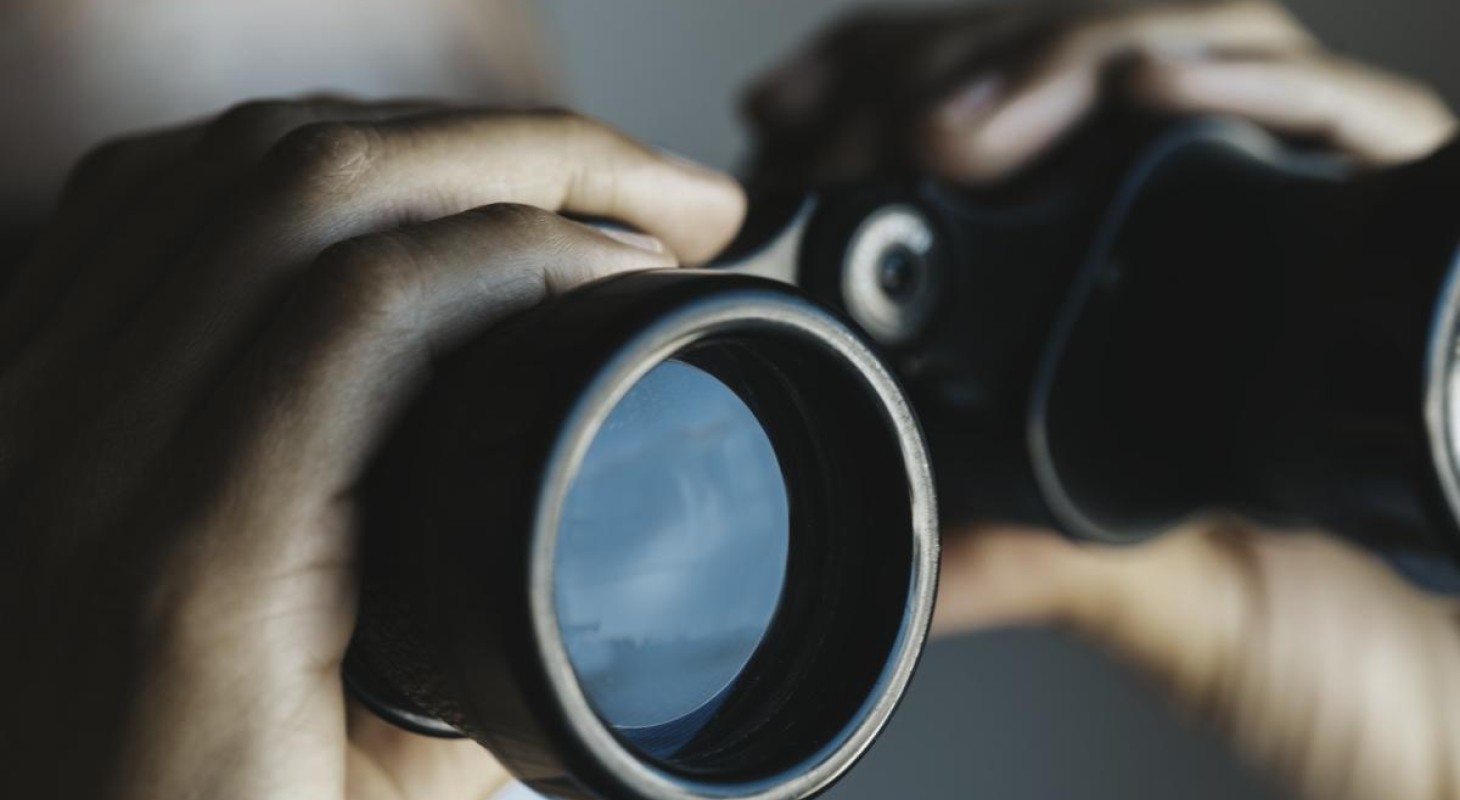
[744,0,1458,181]
[748,2,1460,799]
[0,1,1457,799]
[0,102,746,800]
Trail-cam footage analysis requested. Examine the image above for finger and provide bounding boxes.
[932,524,1093,634]
[0,98,438,368]
[347,700,511,800]
[248,109,745,265]
[0,99,448,490]
[0,124,199,368]
[16,111,738,565]
[743,5,1020,134]
[116,110,740,440]
[742,6,1012,181]
[918,0,1316,182]
[1128,51,1459,165]
[6,98,439,367]
[188,205,674,569]
[741,7,926,133]
[937,520,1456,723]
[935,519,1260,707]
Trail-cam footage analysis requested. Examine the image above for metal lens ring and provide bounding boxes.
[841,205,941,347]
[536,284,937,798]
[1424,243,1460,532]
[347,271,938,800]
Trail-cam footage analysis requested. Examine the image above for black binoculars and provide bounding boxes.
[344,116,1460,799]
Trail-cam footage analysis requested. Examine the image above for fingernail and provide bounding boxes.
[939,76,1003,124]
[596,226,665,254]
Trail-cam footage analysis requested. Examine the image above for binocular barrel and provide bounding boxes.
[1033,123,1460,556]
[762,118,1460,560]
[346,272,939,799]
[343,116,1460,799]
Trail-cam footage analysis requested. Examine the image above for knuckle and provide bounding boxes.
[310,233,423,332]
[264,121,378,205]
[205,99,302,152]
[270,121,377,181]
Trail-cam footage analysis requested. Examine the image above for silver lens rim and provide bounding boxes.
[529,289,939,800]
[1423,242,1460,533]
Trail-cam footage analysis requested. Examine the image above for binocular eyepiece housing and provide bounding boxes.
[736,117,1460,562]
[346,116,1460,799]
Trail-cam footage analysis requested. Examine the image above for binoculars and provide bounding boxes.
[344,117,1460,799]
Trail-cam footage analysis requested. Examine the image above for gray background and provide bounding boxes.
[535,2,1460,798]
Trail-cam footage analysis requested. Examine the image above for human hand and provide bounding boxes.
[935,520,1460,800]
[744,0,1458,183]
[751,6,1460,799]
[0,100,744,800]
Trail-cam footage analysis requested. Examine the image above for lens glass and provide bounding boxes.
[555,359,790,738]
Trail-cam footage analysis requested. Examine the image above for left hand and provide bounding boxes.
[0,100,744,800]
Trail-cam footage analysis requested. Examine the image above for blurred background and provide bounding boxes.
[531,1,1460,798]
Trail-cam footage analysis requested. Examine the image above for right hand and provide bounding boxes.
[0,100,744,800]
[750,4,1460,799]
[745,0,1457,183]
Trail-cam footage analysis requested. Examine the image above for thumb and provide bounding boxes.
[935,520,1255,706]
[935,520,1460,800]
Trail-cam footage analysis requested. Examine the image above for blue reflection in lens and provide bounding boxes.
[555,359,790,732]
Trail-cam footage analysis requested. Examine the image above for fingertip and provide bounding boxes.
[629,148,747,266]
[675,169,748,266]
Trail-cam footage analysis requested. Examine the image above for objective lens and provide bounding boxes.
[555,359,790,749]
[346,272,939,800]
